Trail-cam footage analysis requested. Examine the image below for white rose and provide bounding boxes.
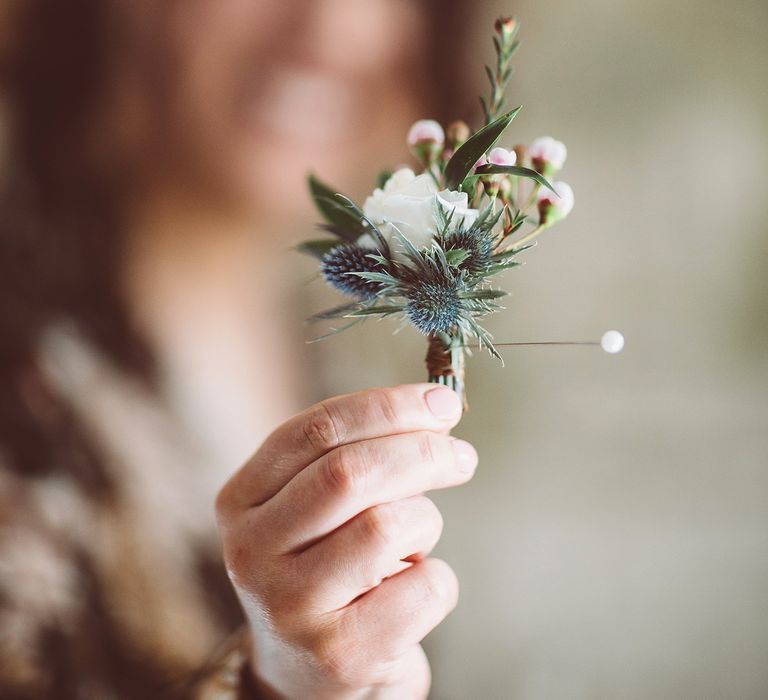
[361,168,479,252]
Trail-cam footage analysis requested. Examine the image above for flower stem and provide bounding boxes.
[426,333,467,412]
[510,223,546,249]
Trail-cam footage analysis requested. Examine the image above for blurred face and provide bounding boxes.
[108,0,428,224]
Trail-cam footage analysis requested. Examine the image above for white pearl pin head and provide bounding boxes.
[601,330,625,354]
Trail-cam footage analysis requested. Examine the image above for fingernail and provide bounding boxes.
[451,439,478,473]
[425,387,462,421]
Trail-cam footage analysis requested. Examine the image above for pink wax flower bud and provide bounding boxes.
[407,119,445,167]
[473,154,489,171]
[529,136,567,176]
[488,147,517,167]
[494,17,517,38]
[513,144,527,166]
[446,120,471,148]
[407,119,445,148]
[537,181,574,226]
[498,176,514,204]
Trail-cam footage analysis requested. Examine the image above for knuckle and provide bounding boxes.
[415,431,439,465]
[215,471,243,520]
[214,482,232,520]
[301,401,343,452]
[417,497,444,539]
[360,503,400,550]
[312,631,364,685]
[320,446,364,498]
[311,619,399,687]
[421,560,459,610]
[375,387,402,428]
[223,536,256,589]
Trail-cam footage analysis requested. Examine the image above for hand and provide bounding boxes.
[215,384,478,699]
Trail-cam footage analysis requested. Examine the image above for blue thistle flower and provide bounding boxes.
[321,244,382,300]
[404,276,462,335]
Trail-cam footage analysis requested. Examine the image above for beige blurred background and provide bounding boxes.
[304,1,768,697]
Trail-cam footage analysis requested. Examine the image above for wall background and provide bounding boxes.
[307,1,768,697]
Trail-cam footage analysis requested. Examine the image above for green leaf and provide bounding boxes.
[474,164,556,194]
[479,95,489,122]
[444,106,522,190]
[306,317,367,343]
[459,289,509,301]
[346,305,404,317]
[486,261,522,276]
[484,64,496,91]
[376,170,393,189]
[349,271,398,285]
[332,194,391,255]
[296,239,340,259]
[308,174,366,241]
[308,302,363,322]
[491,243,534,261]
[459,175,480,197]
[444,248,471,267]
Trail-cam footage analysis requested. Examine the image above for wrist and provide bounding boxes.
[247,644,372,700]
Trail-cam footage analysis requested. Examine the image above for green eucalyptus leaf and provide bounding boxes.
[444,106,522,190]
[474,164,556,194]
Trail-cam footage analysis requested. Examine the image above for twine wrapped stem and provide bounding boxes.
[425,332,467,411]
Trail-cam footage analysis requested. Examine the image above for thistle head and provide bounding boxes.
[321,244,383,300]
[440,229,494,275]
[404,277,462,335]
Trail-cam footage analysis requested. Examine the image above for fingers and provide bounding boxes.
[218,384,463,511]
[297,496,444,611]
[316,559,458,686]
[351,558,458,652]
[263,431,477,551]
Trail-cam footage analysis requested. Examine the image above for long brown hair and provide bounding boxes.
[0,0,470,481]
[0,0,152,485]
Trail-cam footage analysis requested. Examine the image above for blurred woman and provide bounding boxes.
[0,1,475,698]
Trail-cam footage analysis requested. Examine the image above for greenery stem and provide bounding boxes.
[510,224,546,249]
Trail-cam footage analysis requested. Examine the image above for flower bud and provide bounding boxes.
[473,154,489,171]
[537,181,574,226]
[529,136,567,176]
[513,144,527,167]
[494,17,517,40]
[488,147,517,167]
[446,120,471,149]
[407,119,445,166]
[498,176,514,203]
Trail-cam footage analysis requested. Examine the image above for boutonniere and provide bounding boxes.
[300,17,622,409]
